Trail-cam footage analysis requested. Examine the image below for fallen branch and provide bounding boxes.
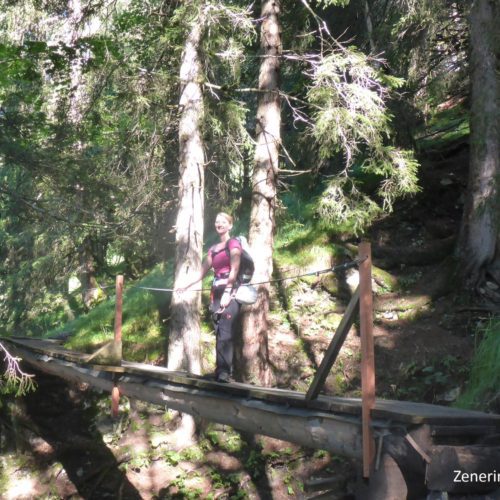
[0,341,36,396]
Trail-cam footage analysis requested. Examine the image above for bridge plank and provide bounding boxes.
[3,336,500,428]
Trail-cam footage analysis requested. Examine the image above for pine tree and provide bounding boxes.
[458,0,500,297]
[240,0,282,385]
[168,3,207,376]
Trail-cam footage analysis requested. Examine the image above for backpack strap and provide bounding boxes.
[224,237,239,256]
[210,244,226,258]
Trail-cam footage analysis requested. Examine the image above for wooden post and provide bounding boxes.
[359,242,375,478]
[114,275,123,343]
[112,275,123,418]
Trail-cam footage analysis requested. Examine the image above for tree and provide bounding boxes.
[0,0,181,333]
[168,4,207,377]
[65,0,102,309]
[458,0,500,297]
[240,0,282,385]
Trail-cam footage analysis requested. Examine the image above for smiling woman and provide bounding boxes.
[176,212,242,383]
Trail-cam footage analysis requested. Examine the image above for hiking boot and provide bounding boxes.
[216,372,231,383]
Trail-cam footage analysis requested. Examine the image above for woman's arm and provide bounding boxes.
[176,253,212,292]
[220,247,241,307]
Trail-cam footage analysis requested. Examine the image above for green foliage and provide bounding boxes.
[416,105,470,152]
[365,146,420,211]
[458,320,500,411]
[394,355,469,403]
[308,49,392,162]
[314,178,382,235]
[315,0,351,7]
[304,41,419,233]
[245,448,266,479]
[51,263,174,361]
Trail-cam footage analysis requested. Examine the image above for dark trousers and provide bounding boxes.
[211,291,241,376]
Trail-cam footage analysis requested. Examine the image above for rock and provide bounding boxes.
[436,387,461,403]
[486,281,499,290]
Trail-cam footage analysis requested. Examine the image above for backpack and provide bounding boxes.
[231,235,255,284]
[210,236,255,284]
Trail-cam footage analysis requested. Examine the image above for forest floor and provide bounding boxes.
[1,140,490,499]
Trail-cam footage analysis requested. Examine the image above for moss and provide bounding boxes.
[457,320,500,411]
[372,266,398,292]
[416,104,469,152]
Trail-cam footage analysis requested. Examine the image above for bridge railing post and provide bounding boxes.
[112,274,124,418]
[359,241,376,478]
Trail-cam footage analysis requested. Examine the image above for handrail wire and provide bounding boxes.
[77,258,365,296]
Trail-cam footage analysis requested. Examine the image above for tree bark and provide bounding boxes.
[363,0,376,54]
[65,0,100,307]
[458,0,500,292]
[240,0,281,385]
[167,7,206,376]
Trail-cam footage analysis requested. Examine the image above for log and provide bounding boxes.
[8,344,364,459]
[382,426,431,499]
[304,475,345,493]
[5,337,500,428]
[356,454,408,500]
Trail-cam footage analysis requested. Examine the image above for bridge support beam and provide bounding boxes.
[9,344,366,459]
[359,241,376,477]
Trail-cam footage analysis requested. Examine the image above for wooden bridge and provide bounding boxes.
[3,243,500,498]
[4,335,500,498]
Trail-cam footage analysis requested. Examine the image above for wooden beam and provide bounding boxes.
[306,287,360,401]
[8,343,364,459]
[114,275,123,344]
[112,274,124,418]
[359,241,376,478]
[5,337,500,427]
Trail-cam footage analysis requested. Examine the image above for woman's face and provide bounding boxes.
[215,215,232,236]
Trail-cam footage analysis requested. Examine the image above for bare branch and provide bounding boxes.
[0,342,36,396]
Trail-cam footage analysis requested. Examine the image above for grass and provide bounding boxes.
[416,104,469,152]
[46,263,176,362]
[274,220,348,270]
[457,319,500,411]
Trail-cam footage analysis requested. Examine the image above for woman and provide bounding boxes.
[178,212,242,383]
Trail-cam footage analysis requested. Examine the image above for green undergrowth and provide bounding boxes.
[457,319,500,411]
[416,104,469,152]
[47,263,175,361]
[274,220,349,271]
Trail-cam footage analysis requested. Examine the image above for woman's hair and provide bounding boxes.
[216,212,233,224]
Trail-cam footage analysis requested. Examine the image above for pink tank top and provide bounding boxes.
[210,238,242,277]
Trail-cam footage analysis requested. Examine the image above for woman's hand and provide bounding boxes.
[220,289,233,308]
[175,284,192,296]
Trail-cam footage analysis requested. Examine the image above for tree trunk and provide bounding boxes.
[240,0,281,385]
[167,7,206,376]
[458,0,500,293]
[363,0,376,54]
[65,0,100,307]
[80,237,99,309]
